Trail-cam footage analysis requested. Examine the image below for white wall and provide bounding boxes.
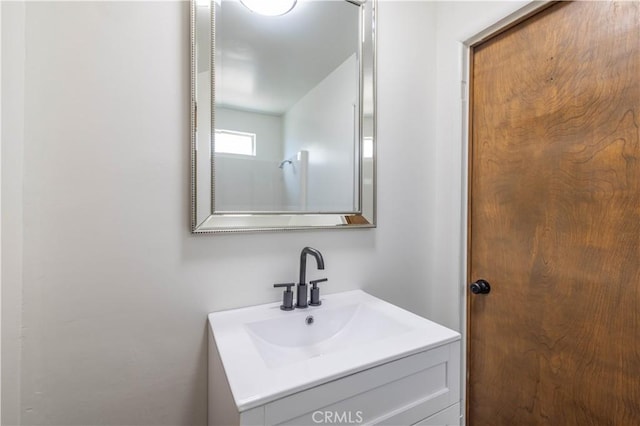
[1,2,25,424]
[0,2,3,421]
[1,1,441,424]
[284,54,358,212]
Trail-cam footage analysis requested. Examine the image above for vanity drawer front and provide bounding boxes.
[411,403,460,426]
[264,341,460,426]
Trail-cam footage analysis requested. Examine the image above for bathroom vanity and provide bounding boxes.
[208,290,461,425]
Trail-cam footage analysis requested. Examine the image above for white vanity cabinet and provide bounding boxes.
[207,290,462,426]
[209,337,460,426]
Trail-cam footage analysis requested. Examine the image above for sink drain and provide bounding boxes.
[305,315,314,325]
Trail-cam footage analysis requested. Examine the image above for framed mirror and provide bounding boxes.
[191,0,376,233]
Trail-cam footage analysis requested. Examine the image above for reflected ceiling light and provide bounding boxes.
[240,0,297,16]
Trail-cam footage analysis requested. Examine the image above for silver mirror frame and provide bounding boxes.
[190,0,377,233]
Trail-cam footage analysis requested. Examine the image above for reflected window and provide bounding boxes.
[215,129,256,156]
[363,137,374,159]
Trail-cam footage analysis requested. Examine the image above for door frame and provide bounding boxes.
[457,2,555,424]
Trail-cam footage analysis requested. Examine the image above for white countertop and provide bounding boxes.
[208,289,461,411]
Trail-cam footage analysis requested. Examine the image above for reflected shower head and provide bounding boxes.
[278,159,293,169]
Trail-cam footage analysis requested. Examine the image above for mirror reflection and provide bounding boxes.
[191,0,376,232]
[214,0,360,213]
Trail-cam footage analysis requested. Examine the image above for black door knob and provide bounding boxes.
[470,279,491,295]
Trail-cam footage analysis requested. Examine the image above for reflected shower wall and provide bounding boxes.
[283,54,358,212]
[215,151,308,212]
[282,150,308,211]
[214,107,286,211]
[215,156,285,211]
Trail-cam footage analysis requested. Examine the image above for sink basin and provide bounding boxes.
[208,289,460,411]
[245,302,411,368]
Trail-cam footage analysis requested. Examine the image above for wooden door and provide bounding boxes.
[468,2,639,425]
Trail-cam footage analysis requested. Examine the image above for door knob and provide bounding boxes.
[470,279,491,295]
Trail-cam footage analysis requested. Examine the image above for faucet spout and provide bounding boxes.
[297,247,324,308]
[299,247,325,285]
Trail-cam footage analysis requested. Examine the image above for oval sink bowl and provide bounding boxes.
[245,302,411,368]
[208,289,460,411]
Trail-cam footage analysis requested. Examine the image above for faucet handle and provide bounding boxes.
[309,278,327,306]
[273,283,295,311]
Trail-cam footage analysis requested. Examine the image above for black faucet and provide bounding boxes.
[297,247,325,308]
